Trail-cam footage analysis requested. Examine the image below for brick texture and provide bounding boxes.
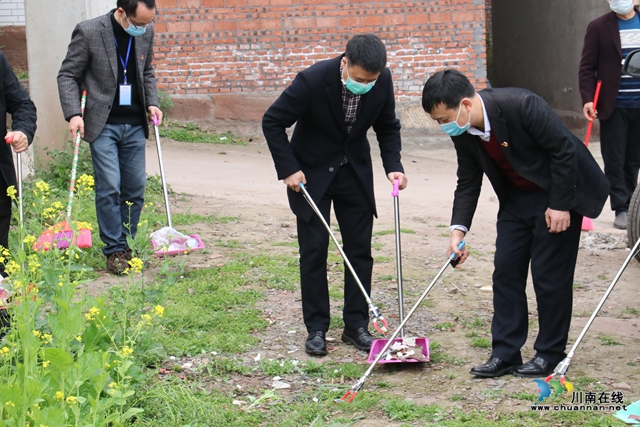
[153,0,487,121]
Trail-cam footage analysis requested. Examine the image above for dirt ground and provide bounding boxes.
[115,130,640,422]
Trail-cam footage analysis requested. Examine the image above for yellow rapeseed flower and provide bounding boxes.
[6,260,20,276]
[0,347,9,357]
[141,313,152,325]
[32,330,42,338]
[53,391,64,401]
[129,257,144,274]
[75,335,82,342]
[42,333,53,343]
[42,360,50,368]
[108,382,117,389]
[23,235,36,246]
[6,186,16,200]
[65,396,77,405]
[5,401,15,407]
[153,305,164,318]
[35,180,50,194]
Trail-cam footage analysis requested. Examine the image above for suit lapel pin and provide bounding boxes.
[501,142,508,147]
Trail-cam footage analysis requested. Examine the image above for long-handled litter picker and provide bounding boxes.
[299,182,388,335]
[342,241,466,403]
[545,236,640,385]
[149,116,205,256]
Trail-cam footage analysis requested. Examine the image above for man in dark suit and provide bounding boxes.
[422,69,609,378]
[0,50,37,336]
[58,0,162,274]
[579,0,640,230]
[263,34,407,356]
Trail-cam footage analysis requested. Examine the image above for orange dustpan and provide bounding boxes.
[581,80,602,232]
[34,91,91,251]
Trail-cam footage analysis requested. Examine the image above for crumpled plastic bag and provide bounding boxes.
[150,227,200,253]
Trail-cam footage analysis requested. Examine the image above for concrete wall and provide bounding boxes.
[491,0,609,123]
[24,0,111,159]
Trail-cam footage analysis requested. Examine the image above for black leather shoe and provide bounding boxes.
[341,327,375,351]
[305,331,328,356]
[514,356,557,378]
[470,357,519,378]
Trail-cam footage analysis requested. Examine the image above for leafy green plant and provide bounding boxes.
[38,144,94,191]
[470,337,491,348]
[157,90,174,118]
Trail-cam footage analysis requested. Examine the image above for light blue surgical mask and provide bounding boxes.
[124,14,150,37]
[342,66,376,95]
[439,103,471,137]
[610,0,634,15]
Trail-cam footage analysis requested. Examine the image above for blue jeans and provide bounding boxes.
[90,124,146,256]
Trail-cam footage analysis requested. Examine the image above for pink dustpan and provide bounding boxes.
[368,337,430,364]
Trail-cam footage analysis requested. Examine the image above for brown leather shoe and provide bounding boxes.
[106,251,129,275]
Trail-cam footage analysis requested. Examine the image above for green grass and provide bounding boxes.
[510,391,538,401]
[377,274,396,281]
[329,315,345,330]
[159,121,247,145]
[372,228,416,236]
[155,258,268,356]
[433,322,456,330]
[462,317,487,329]
[619,306,639,317]
[384,398,441,421]
[215,239,242,248]
[272,241,299,248]
[470,337,491,348]
[598,335,622,346]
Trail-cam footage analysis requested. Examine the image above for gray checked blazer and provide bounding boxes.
[57,11,159,143]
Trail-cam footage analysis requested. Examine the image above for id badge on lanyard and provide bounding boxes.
[115,35,133,106]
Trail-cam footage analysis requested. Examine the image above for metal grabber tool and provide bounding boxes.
[545,236,640,386]
[342,241,466,403]
[299,182,388,335]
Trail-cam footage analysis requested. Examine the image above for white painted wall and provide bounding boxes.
[24,0,111,159]
[0,0,25,26]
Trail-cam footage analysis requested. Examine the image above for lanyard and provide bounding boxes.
[114,35,133,84]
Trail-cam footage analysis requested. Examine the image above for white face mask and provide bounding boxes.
[610,0,635,15]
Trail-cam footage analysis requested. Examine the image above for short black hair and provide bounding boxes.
[422,69,476,114]
[345,34,387,74]
[117,0,156,17]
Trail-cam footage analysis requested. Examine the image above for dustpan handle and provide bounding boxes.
[66,90,87,221]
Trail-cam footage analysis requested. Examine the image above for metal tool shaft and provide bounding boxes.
[393,189,404,337]
[362,250,459,378]
[17,152,23,251]
[299,183,373,305]
[566,236,640,360]
[153,124,172,229]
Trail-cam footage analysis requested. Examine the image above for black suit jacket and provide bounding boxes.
[579,9,640,121]
[451,88,609,229]
[0,51,36,187]
[262,55,404,222]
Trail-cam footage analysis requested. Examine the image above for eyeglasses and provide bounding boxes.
[126,14,154,30]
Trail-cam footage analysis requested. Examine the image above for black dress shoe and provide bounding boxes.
[514,356,557,378]
[305,331,328,356]
[470,357,519,378]
[341,327,375,351]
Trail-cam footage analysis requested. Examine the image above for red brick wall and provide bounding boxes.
[153,0,487,123]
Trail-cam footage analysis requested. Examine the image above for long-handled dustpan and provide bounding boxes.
[545,236,640,386]
[149,116,205,256]
[299,182,388,335]
[342,241,465,403]
[369,179,429,363]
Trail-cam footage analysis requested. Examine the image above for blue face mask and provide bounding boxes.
[342,65,376,95]
[123,14,148,37]
[440,103,471,137]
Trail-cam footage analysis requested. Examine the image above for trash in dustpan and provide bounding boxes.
[150,227,205,257]
[368,337,429,364]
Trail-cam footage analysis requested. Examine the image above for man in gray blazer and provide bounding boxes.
[422,69,609,379]
[58,0,162,274]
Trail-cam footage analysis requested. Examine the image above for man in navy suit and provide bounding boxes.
[422,69,609,378]
[263,34,407,356]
